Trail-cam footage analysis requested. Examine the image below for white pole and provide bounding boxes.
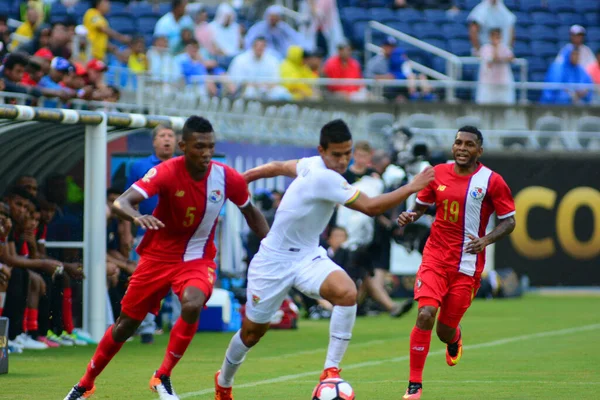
[82,126,92,334]
[84,114,108,341]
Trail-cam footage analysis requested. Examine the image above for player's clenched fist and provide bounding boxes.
[410,166,435,191]
[397,211,418,227]
[134,215,165,230]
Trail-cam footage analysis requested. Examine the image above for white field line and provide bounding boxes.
[176,323,600,399]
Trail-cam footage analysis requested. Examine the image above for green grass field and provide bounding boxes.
[2,295,600,400]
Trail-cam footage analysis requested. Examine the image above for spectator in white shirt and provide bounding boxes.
[476,28,515,104]
[147,35,180,83]
[244,5,304,60]
[154,0,194,54]
[228,36,291,100]
[209,3,243,59]
[555,25,596,69]
[468,0,515,55]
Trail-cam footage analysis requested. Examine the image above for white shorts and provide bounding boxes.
[245,246,343,324]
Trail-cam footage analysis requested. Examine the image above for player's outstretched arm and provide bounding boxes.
[240,203,270,240]
[243,160,298,183]
[112,188,165,230]
[346,167,435,217]
[465,216,516,254]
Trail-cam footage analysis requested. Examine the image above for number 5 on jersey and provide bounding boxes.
[184,206,196,227]
[442,199,460,223]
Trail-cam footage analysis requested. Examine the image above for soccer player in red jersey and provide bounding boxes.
[64,116,270,400]
[397,126,516,400]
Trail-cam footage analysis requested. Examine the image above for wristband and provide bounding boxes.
[53,264,64,278]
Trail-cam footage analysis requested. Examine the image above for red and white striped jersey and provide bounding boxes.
[132,156,250,263]
[416,163,515,277]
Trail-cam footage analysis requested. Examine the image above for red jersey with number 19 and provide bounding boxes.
[416,163,515,277]
[131,156,250,263]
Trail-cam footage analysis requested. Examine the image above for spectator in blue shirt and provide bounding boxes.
[38,56,74,107]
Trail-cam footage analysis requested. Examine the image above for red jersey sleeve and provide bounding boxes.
[225,166,251,208]
[490,173,516,219]
[416,180,436,207]
[131,162,170,200]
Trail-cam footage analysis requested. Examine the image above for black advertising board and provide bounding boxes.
[483,153,600,286]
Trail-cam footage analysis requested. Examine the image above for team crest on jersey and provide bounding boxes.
[470,187,486,200]
[209,190,223,203]
[341,181,352,190]
[252,294,260,305]
[175,190,185,197]
[142,167,157,182]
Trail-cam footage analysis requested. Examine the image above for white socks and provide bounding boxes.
[218,330,250,388]
[324,304,357,369]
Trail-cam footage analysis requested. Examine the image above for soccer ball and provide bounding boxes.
[312,378,355,400]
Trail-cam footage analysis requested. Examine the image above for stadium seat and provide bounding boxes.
[395,9,425,23]
[352,20,369,47]
[534,115,566,149]
[574,0,599,13]
[557,12,585,26]
[73,1,91,16]
[423,9,448,24]
[556,25,572,42]
[529,25,558,42]
[386,21,413,37]
[447,39,471,56]
[527,57,549,74]
[513,42,532,58]
[368,7,394,21]
[405,49,432,68]
[367,113,395,136]
[530,12,559,27]
[158,2,170,16]
[130,2,158,17]
[547,3,576,13]
[519,0,547,13]
[464,0,480,9]
[531,41,558,58]
[576,116,600,149]
[587,27,600,42]
[513,11,534,26]
[442,23,469,41]
[447,10,469,23]
[107,2,129,16]
[49,2,68,16]
[584,13,600,26]
[414,23,444,40]
[456,115,482,129]
[406,113,436,129]
[341,7,368,23]
[514,25,530,43]
[109,16,136,35]
[366,0,388,7]
[137,16,159,35]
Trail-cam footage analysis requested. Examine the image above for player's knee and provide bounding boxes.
[113,315,141,342]
[181,300,203,321]
[336,285,358,306]
[241,325,267,347]
[416,306,437,329]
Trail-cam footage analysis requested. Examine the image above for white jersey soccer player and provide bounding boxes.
[214,119,435,400]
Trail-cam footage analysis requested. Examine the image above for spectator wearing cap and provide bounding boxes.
[154,0,194,54]
[388,48,433,101]
[33,47,53,73]
[63,63,93,100]
[468,0,515,56]
[323,41,369,101]
[128,36,148,74]
[86,59,108,89]
[244,5,304,60]
[11,2,41,51]
[20,56,73,103]
[84,0,131,61]
[280,45,319,100]
[0,52,43,102]
[555,25,595,69]
[38,57,76,107]
[366,36,402,100]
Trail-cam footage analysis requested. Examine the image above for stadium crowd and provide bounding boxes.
[0,0,596,106]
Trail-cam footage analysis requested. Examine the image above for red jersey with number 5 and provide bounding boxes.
[416,163,515,277]
[131,156,250,262]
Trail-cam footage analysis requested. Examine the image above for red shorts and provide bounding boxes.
[413,262,481,329]
[121,257,216,321]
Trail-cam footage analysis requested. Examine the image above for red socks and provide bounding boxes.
[409,326,432,383]
[79,325,125,390]
[27,308,38,332]
[156,318,199,377]
[62,287,74,334]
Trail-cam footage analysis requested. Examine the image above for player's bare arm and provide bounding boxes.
[346,167,434,217]
[0,243,83,279]
[465,215,516,254]
[243,160,299,183]
[112,187,165,230]
[239,203,270,240]
[397,203,430,227]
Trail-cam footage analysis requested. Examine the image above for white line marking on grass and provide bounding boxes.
[291,380,600,385]
[176,323,600,399]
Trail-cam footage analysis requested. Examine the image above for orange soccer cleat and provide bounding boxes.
[446,330,463,367]
[215,370,234,400]
[320,367,342,381]
[402,382,423,399]
[63,384,96,400]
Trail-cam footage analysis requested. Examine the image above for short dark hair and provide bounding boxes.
[182,116,213,140]
[457,125,483,145]
[253,36,267,44]
[6,186,35,203]
[320,119,352,149]
[489,27,501,35]
[107,187,122,197]
[92,0,104,9]
[172,0,185,10]
[4,52,29,70]
[151,123,173,140]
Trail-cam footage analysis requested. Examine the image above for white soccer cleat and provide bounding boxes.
[15,333,48,350]
[63,384,95,400]
[150,372,180,399]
